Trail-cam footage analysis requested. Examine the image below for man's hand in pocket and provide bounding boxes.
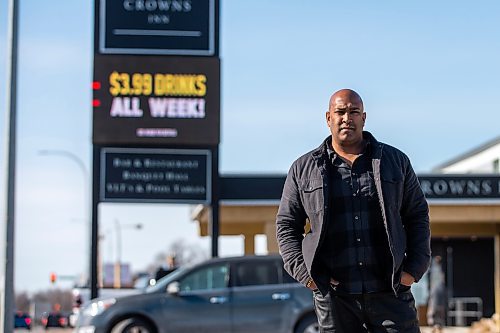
[400,271,415,286]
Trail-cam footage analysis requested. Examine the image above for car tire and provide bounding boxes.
[294,313,319,333]
[111,317,156,333]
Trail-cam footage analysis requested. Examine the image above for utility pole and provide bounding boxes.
[1,0,19,332]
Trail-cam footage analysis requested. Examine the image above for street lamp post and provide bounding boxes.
[38,149,89,194]
[114,220,142,288]
[38,149,90,284]
[97,229,113,288]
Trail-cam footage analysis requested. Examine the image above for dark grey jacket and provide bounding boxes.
[276,132,431,295]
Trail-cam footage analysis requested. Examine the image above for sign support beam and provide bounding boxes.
[90,146,100,300]
[210,146,219,257]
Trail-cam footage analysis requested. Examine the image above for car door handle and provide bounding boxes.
[271,293,290,301]
[209,296,228,304]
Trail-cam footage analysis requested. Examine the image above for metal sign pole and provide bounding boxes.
[1,0,19,331]
[210,146,219,257]
[90,146,100,299]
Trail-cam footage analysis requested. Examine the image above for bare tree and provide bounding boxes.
[168,239,208,265]
[148,239,208,273]
[15,292,31,312]
[33,289,72,312]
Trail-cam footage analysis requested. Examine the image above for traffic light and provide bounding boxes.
[50,272,56,284]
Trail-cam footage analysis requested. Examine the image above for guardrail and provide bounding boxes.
[447,297,483,326]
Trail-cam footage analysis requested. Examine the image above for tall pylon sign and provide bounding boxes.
[90,0,220,299]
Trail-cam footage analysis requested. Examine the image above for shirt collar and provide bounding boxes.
[325,136,372,162]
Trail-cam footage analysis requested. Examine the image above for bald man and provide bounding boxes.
[276,89,430,332]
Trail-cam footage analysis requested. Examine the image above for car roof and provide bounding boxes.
[198,254,282,265]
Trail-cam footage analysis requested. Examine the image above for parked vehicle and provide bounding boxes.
[75,255,318,333]
[133,272,155,290]
[41,311,67,329]
[14,311,32,330]
[69,285,141,327]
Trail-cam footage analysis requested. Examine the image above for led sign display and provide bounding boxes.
[93,55,220,145]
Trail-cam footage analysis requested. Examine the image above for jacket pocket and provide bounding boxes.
[381,173,404,208]
[381,172,403,184]
[299,178,324,216]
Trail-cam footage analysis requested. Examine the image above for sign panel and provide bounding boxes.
[101,148,211,203]
[98,0,216,55]
[215,175,500,203]
[93,55,220,145]
[419,175,500,201]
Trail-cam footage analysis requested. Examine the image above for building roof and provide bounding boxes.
[433,135,500,171]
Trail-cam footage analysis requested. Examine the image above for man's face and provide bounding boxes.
[326,93,365,145]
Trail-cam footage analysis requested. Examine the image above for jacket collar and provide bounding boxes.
[312,131,383,161]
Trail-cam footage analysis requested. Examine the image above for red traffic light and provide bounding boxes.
[50,272,56,284]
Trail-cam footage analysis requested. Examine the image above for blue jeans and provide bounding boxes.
[313,287,420,333]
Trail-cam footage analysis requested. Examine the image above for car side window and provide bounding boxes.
[235,261,279,287]
[179,264,229,292]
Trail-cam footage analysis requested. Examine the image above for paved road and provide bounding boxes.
[15,325,471,333]
[15,327,472,333]
[15,327,73,333]
[17,327,471,333]
[421,327,470,333]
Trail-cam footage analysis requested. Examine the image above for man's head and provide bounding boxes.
[326,89,365,147]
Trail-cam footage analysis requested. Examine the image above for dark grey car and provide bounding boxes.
[75,255,317,333]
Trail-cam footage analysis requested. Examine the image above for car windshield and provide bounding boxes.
[145,265,189,293]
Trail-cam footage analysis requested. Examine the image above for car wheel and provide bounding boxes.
[294,313,319,333]
[111,317,155,333]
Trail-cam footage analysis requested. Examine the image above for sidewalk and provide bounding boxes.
[421,327,470,333]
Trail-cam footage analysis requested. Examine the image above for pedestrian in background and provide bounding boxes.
[154,253,178,281]
[276,88,431,332]
[427,256,447,333]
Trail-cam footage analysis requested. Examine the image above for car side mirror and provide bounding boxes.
[167,281,180,295]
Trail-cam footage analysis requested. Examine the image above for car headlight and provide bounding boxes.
[82,298,116,317]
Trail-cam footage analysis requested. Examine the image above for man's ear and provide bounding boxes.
[326,111,331,126]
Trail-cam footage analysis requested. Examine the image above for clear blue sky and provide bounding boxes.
[1,1,500,293]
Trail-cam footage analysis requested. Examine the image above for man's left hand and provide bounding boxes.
[400,271,415,286]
